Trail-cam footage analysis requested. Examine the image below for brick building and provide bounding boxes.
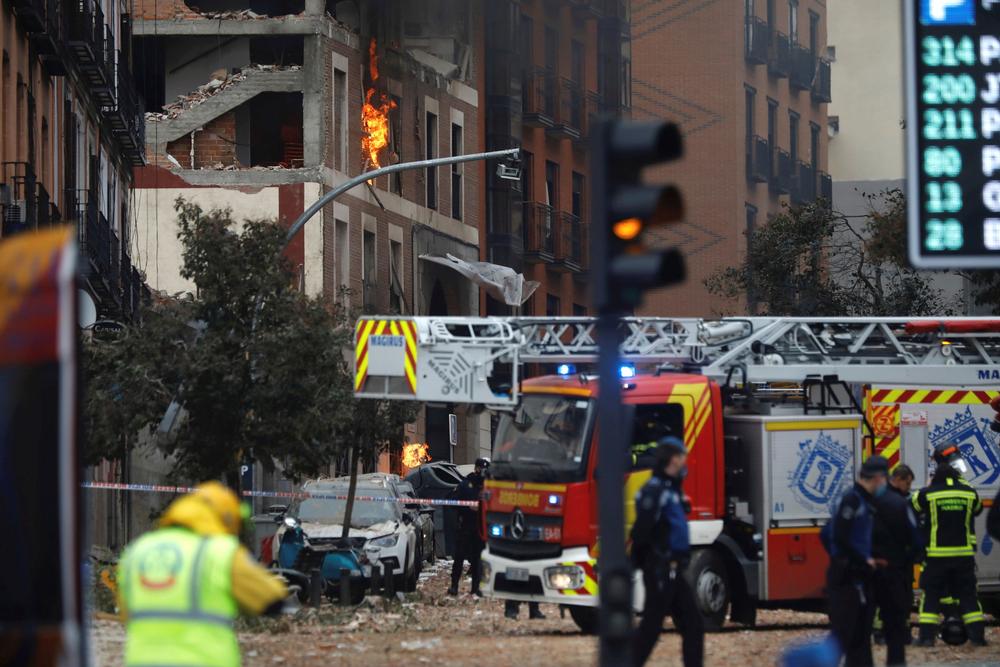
[481,0,630,318]
[130,0,489,468]
[1,0,145,321]
[631,0,832,316]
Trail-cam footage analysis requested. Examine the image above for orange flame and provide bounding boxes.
[361,37,396,175]
[402,442,431,470]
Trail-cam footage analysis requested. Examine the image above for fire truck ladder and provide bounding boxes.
[354,316,1000,407]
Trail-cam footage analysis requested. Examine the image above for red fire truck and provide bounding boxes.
[355,316,1000,632]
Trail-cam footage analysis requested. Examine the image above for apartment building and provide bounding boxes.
[1,0,145,321]
[130,0,489,467]
[631,0,832,315]
[481,0,630,318]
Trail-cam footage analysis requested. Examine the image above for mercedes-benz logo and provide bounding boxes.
[510,508,526,540]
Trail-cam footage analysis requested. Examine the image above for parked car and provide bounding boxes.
[270,479,421,592]
[404,462,467,558]
[349,473,436,565]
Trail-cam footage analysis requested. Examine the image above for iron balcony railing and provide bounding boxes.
[1,161,38,236]
[10,0,45,32]
[812,58,832,103]
[770,147,793,195]
[817,171,833,203]
[747,136,770,183]
[744,16,768,65]
[553,212,586,273]
[792,162,817,205]
[768,31,791,78]
[523,202,557,262]
[104,51,146,165]
[790,46,814,91]
[549,77,584,140]
[523,68,558,128]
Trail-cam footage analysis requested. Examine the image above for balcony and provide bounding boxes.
[812,58,832,103]
[744,16,768,65]
[10,0,45,33]
[1,162,38,236]
[66,0,113,97]
[553,213,586,273]
[523,68,557,129]
[104,53,146,165]
[770,148,792,195]
[792,162,816,205]
[817,171,833,204]
[34,0,67,75]
[768,31,791,78]
[747,136,770,183]
[571,91,602,151]
[81,200,111,280]
[523,202,556,263]
[548,77,583,140]
[790,46,814,92]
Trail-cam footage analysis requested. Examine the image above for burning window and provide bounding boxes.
[361,38,396,178]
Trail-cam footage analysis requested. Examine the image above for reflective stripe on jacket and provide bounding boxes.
[912,475,982,558]
[118,527,241,667]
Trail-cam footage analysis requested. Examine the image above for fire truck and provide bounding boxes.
[354,315,1000,632]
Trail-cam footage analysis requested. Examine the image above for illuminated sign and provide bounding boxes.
[906,1,1000,267]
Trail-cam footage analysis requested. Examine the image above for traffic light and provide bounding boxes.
[591,119,686,312]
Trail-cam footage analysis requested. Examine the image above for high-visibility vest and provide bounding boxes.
[118,527,241,667]
[912,476,982,558]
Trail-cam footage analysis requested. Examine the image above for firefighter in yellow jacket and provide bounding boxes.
[117,482,288,666]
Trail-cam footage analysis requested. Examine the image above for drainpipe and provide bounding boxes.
[190,127,204,169]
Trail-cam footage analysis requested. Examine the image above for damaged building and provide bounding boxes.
[130,0,489,479]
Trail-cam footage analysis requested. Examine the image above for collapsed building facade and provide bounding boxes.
[130,0,489,479]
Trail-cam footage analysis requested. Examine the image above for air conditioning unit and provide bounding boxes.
[3,200,27,224]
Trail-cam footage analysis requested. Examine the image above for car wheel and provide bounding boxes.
[684,548,730,632]
[569,605,599,635]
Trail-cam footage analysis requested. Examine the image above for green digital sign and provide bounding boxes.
[905,1,1000,268]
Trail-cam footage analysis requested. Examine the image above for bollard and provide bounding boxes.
[339,568,351,606]
[308,568,323,607]
[371,561,381,595]
[383,561,395,598]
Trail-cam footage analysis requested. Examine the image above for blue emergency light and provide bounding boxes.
[556,363,576,376]
[619,364,637,379]
[489,524,504,537]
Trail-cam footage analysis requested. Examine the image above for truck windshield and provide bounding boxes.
[492,394,594,482]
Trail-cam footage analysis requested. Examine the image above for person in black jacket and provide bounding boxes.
[871,464,924,666]
[824,455,889,667]
[448,458,488,596]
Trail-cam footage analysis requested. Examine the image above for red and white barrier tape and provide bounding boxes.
[82,481,479,507]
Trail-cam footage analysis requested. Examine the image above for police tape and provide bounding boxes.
[81,481,479,507]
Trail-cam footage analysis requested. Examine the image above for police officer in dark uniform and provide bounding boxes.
[630,436,703,667]
[911,442,986,646]
[823,455,889,667]
[448,458,488,596]
[871,464,923,666]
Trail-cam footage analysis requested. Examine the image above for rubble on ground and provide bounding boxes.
[145,65,303,122]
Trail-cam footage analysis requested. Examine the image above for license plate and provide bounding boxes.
[505,567,530,582]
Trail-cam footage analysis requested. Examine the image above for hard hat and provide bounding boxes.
[475,458,491,469]
[192,481,243,536]
[932,441,969,477]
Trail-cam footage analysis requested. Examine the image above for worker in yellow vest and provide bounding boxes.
[117,482,288,666]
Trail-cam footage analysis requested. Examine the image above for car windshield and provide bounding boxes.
[294,486,401,527]
[492,394,593,482]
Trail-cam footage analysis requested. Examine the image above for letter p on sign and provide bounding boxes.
[923,0,975,24]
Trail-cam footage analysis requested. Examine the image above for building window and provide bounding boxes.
[333,66,347,172]
[425,110,438,210]
[451,122,463,220]
[809,11,820,57]
[363,229,377,310]
[545,26,558,73]
[546,293,561,316]
[571,40,584,84]
[390,94,402,194]
[788,0,798,44]
[789,111,800,164]
[545,160,559,209]
[745,0,754,18]
[810,122,820,170]
[336,217,349,303]
[766,0,775,28]
[520,14,533,72]
[767,99,777,178]
[573,303,587,317]
[521,150,533,199]
[571,172,584,218]
[745,86,756,179]
[389,238,404,313]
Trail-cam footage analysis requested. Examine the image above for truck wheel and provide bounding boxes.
[569,605,599,635]
[685,549,729,632]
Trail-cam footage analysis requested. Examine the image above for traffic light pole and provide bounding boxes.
[591,119,634,665]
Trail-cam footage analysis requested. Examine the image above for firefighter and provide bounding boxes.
[448,458,488,596]
[823,455,889,667]
[871,464,923,666]
[117,482,288,667]
[911,441,986,647]
[630,436,703,667]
